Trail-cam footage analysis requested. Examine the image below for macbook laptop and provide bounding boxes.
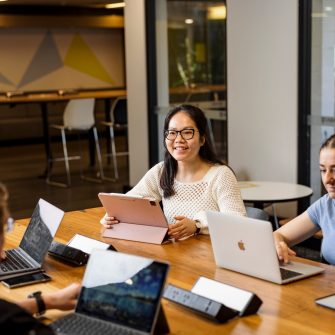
[206,211,324,284]
[0,198,64,280]
[99,193,169,244]
[51,249,170,335]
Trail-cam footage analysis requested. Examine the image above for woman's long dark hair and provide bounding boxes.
[160,104,225,197]
[0,182,9,237]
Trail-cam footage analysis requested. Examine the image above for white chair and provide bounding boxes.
[101,96,128,180]
[46,98,104,187]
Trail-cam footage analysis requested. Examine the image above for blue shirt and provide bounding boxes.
[307,194,335,264]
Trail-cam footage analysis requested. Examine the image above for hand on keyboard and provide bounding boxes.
[0,250,6,261]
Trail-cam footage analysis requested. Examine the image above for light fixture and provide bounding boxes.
[0,0,8,2]
[105,2,125,9]
[325,6,333,12]
[185,18,194,25]
[207,5,226,20]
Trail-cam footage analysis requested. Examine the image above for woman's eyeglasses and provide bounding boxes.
[164,128,197,141]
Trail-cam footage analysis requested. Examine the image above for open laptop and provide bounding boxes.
[99,193,169,244]
[0,199,64,280]
[206,211,324,284]
[51,249,170,335]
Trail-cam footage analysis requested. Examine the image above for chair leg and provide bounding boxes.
[109,127,119,180]
[77,133,85,179]
[46,128,72,188]
[92,126,105,179]
[61,128,71,187]
[272,204,279,230]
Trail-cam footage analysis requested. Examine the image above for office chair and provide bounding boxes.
[46,98,104,187]
[101,96,128,180]
[245,206,270,222]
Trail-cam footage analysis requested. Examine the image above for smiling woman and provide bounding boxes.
[101,104,246,241]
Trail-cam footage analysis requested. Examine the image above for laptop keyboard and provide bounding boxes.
[0,249,34,272]
[51,313,144,335]
[280,267,302,280]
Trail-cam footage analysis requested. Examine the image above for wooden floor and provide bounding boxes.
[0,137,129,219]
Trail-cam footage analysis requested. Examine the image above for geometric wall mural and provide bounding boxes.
[0,72,13,85]
[18,31,63,88]
[0,28,125,92]
[64,33,114,85]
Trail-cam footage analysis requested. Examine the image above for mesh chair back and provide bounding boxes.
[63,98,95,130]
[245,206,270,221]
[111,97,127,125]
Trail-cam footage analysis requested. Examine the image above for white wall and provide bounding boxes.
[124,0,149,185]
[227,0,298,216]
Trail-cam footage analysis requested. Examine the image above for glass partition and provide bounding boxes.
[155,0,227,161]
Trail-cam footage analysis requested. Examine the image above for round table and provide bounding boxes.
[238,181,313,229]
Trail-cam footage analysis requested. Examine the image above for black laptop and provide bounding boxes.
[51,249,170,335]
[0,199,64,280]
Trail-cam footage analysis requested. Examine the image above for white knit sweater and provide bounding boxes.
[127,162,246,234]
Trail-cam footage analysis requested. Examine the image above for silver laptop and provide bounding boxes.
[206,211,324,284]
[99,193,169,244]
[0,199,64,280]
[51,249,169,335]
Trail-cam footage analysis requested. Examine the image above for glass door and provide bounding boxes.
[309,0,335,201]
[152,0,227,162]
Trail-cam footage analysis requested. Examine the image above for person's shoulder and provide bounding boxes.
[145,162,164,177]
[210,164,235,176]
[204,164,236,181]
[150,161,164,172]
[308,193,332,212]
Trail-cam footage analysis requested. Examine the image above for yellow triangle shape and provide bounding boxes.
[64,34,114,84]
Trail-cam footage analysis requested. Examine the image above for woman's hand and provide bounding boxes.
[168,216,197,240]
[43,283,81,311]
[100,213,119,229]
[275,240,296,264]
[0,250,6,260]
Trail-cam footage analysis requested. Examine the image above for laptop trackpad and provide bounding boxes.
[282,261,324,275]
[102,222,168,244]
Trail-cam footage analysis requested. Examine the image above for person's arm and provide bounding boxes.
[216,167,246,217]
[273,211,319,263]
[168,216,199,240]
[17,283,80,315]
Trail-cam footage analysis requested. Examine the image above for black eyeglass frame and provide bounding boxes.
[164,128,198,141]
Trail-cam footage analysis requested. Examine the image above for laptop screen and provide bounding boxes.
[77,249,169,333]
[19,199,64,264]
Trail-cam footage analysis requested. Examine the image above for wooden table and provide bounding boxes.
[0,89,126,176]
[2,207,335,334]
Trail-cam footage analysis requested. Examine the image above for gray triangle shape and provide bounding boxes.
[0,72,13,85]
[18,31,63,88]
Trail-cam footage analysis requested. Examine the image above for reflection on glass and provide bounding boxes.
[77,251,168,332]
[167,1,227,160]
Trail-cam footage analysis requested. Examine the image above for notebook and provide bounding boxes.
[51,249,170,335]
[206,211,324,284]
[0,199,64,280]
[99,193,169,244]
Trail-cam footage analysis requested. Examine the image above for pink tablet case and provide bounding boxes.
[98,193,169,244]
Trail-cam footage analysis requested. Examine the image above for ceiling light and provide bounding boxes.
[105,2,125,9]
[185,18,194,25]
[325,6,333,12]
[207,5,226,20]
